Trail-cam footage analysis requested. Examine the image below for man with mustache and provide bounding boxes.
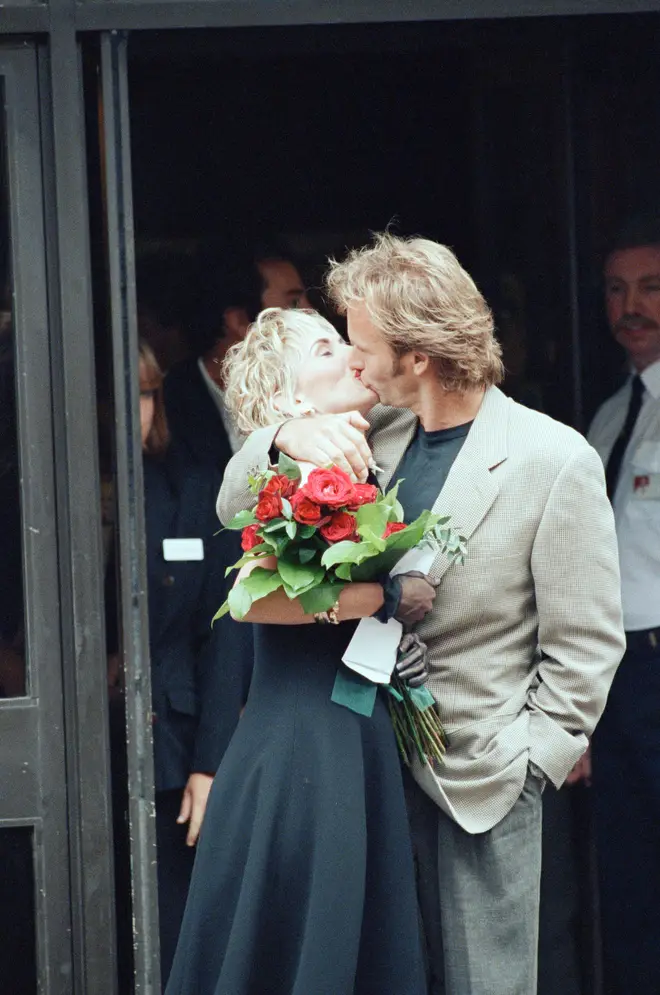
[587,219,660,995]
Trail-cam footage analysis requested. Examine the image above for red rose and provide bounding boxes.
[346,482,378,510]
[241,524,264,551]
[320,511,358,543]
[291,490,323,525]
[255,492,282,522]
[383,522,407,538]
[263,474,298,499]
[304,466,357,509]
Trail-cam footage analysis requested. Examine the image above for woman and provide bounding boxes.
[108,342,253,989]
[166,310,433,995]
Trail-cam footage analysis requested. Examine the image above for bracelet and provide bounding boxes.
[314,600,340,625]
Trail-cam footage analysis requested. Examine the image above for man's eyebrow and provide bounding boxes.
[606,273,660,283]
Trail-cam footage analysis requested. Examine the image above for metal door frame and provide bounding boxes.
[0,43,74,995]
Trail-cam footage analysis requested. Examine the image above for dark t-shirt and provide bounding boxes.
[394,421,473,523]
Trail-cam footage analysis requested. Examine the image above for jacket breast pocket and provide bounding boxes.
[632,439,660,474]
[629,441,660,518]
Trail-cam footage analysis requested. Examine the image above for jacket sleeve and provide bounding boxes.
[216,424,281,525]
[527,442,625,787]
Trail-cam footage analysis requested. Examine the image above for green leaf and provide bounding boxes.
[263,518,287,532]
[225,509,258,530]
[321,540,375,569]
[281,497,293,520]
[241,567,284,600]
[334,562,354,581]
[298,547,317,564]
[227,584,253,620]
[277,559,325,593]
[356,501,390,540]
[379,479,402,510]
[298,525,317,539]
[248,468,273,494]
[224,550,271,577]
[212,600,230,623]
[277,451,303,481]
[285,520,297,540]
[357,526,387,552]
[298,582,345,615]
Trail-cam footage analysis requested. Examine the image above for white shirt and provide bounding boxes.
[197,357,244,455]
[588,358,660,630]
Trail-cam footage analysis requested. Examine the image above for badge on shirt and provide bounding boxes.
[162,538,204,561]
[632,473,660,500]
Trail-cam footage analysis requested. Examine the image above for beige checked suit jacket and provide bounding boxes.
[217,387,625,833]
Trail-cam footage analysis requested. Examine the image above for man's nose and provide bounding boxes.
[347,346,363,370]
[624,285,642,313]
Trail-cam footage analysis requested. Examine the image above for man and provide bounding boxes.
[587,219,660,995]
[164,245,310,468]
[217,233,624,995]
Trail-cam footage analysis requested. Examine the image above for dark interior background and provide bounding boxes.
[125,12,660,430]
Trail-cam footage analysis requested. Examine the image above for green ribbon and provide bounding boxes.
[331,668,379,717]
[331,669,436,718]
[387,682,435,709]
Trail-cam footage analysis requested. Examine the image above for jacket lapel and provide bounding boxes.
[368,406,418,491]
[427,387,510,585]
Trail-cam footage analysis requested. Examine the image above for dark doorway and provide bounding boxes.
[127,13,660,430]
[85,11,660,994]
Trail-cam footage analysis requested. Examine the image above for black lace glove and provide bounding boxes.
[395,631,429,687]
[372,570,437,626]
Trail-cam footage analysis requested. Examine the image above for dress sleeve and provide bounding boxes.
[216,424,281,524]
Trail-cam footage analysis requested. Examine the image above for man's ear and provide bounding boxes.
[411,352,431,376]
[223,306,251,343]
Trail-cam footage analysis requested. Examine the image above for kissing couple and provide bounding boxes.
[166,232,624,995]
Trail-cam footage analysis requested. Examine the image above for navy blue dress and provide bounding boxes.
[166,619,427,995]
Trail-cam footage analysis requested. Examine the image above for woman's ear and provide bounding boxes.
[272,390,286,415]
[273,391,315,419]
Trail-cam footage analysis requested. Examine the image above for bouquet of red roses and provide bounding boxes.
[215,453,465,767]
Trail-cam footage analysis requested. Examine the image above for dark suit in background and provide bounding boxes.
[164,356,235,472]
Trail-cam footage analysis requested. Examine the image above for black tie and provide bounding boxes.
[605,374,644,500]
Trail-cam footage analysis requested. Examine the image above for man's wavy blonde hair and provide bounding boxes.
[223,307,339,433]
[326,232,503,392]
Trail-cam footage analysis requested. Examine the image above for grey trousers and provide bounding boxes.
[405,768,544,995]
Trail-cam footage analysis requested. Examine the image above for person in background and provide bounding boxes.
[107,342,251,990]
[587,216,660,995]
[164,243,310,469]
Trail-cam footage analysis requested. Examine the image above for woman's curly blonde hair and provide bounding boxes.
[223,307,339,434]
